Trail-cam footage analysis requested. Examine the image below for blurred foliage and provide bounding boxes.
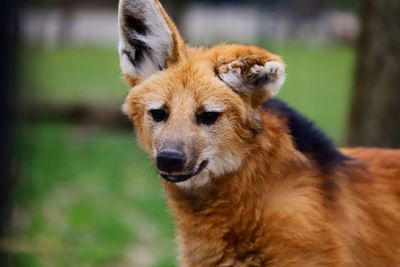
[24,0,360,11]
[23,0,115,8]
[333,0,360,11]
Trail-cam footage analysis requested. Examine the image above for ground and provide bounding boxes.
[9,42,354,267]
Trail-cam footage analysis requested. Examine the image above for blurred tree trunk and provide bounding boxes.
[348,0,400,147]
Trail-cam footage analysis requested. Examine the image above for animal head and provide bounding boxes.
[119,0,286,188]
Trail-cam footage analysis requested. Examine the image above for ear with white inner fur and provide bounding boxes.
[218,58,286,107]
[118,0,184,86]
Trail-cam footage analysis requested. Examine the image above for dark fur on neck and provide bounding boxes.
[263,99,349,173]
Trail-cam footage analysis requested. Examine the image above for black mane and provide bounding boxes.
[263,99,349,172]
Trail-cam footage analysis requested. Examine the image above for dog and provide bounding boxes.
[117,0,400,266]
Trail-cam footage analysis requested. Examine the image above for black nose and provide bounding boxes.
[157,149,187,173]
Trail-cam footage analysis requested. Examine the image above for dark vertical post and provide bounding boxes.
[0,0,19,266]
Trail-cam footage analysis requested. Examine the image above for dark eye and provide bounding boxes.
[197,112,220,125]
[150,109,168,122]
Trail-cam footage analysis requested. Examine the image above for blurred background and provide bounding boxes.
[1,0,399,266]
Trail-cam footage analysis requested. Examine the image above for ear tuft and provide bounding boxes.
[218,58,285,107]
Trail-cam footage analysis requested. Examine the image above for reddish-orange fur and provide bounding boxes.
[163,111,400,266]
[120,1,400,266]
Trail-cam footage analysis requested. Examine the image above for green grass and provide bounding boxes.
[22,46,128,105]
[12,124,176,267]
[12,43,355,266]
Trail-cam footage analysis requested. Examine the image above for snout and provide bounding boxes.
[156,146,209,183]
[157,149,187,173]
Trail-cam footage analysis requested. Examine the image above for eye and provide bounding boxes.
[150,109,168,122]
[197,112,220,125]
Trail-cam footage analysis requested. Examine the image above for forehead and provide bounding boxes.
[137,61,238,112]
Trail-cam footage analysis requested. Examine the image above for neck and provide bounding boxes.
[163,113,309,266]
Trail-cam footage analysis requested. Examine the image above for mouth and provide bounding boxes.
[159,160,209,183]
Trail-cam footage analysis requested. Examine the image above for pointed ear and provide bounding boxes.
[118,0,185,86]
[217,53,285,108]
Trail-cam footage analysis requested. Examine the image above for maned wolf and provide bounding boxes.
[118,0,400,266]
